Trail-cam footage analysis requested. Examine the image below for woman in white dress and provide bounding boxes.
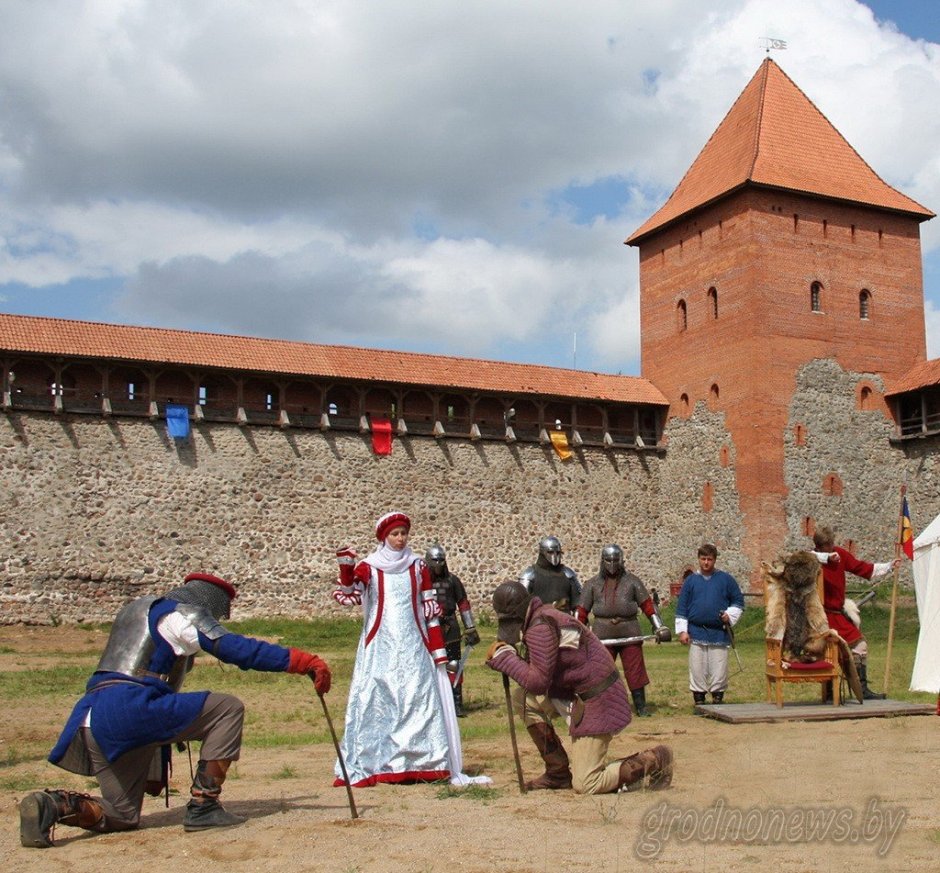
[332,511,488,787]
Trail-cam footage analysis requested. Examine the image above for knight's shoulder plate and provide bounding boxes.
[519,566,537,587]
[175,603,229,640]
[562,566,580,584]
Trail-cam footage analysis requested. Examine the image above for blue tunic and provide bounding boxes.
[49,598,291,768]
[676,570,744,645]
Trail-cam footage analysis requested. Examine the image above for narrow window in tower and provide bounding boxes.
[680,393,690,414]
[851,224,856,241]
[810,281,823,312]
[859,385,873,410]
[859,289,871,319]
[677,299,687,332]
[803,516,815,537]
[822,473,844,497]
[702,481,714,513]
[878,228,883,245]
[793,214,799,232]
[707,287,718,319]
[709,383,719,407]
[823,219,828,237]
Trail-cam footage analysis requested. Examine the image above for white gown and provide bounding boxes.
[335,563,452,785]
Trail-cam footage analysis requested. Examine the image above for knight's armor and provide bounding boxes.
[96,591,229,690]
[519,536,581,613]
[425,544,479,716]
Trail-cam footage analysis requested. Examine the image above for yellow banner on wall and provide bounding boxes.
[550,430,572,460]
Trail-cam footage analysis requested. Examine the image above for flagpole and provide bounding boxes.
[882,484,907,695]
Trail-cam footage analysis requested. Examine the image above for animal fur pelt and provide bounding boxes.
[763,551,831,662]
[763,551,863,703]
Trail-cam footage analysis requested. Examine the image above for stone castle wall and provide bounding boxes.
[1,408,730,625]
[2,356,934,626]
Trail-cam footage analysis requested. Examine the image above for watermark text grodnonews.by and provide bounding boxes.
[635,796,906,861]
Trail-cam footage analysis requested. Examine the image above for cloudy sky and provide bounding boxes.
[1,0,939,374]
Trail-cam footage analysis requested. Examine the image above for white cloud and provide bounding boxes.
[0,0,938,371]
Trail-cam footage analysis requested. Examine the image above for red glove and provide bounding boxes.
[336,547,357,586]
[287,648,332,694]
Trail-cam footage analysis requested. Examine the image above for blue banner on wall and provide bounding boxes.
[165,404,191,440]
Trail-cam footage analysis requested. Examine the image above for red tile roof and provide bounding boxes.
[627,59,934,245]
[885,359,940,397]
[0,312,667,405]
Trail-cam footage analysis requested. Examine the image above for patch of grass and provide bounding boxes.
[435,783,502,802]
[227,617,362,650]
[272,765,299,780]
[0,773,47,792]
[0,666,90,700]
[243,730,332,749]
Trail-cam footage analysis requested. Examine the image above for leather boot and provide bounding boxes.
[453,685,465,718]
[616,745,674,792]
[183,760,245,832]
[631,687,651,717]
[857,663,886,701]
[524,723,572,790]
[692,691,706,706]
[19,790,105,848]
[711,691,724,704]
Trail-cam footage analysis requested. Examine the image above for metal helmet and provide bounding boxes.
[601,544,624,576]
[537,536,563,568]
[164,573,236,621]
[425,544,448,576]
[491,580,532,644]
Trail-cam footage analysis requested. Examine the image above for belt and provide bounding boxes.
[136,669,173,682]
[89,677,144,692]
[577,669,619,702]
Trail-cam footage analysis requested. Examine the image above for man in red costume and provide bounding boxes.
[813,526,900,700]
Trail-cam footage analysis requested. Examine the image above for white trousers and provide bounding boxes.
[688,642,729,693]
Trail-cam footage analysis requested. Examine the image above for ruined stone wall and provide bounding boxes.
[1,409,736,625]
[785,358,940,576]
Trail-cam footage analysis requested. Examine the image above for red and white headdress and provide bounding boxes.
[375,511,411,542]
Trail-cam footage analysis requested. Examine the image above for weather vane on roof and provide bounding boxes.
[760,37,787,54]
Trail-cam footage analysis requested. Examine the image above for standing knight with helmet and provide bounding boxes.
[425,544,481,716]
[577,545,670,717]
[519,536,581,614]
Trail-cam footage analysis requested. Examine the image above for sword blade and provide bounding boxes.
[453,644,474,685]
[601,634,657,647]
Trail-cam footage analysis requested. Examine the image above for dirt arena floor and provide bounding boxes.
[1,626,938,873]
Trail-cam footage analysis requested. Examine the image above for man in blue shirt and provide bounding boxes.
[675,544,744,705]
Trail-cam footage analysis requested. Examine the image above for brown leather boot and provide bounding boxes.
[184,759,245,832]
[19,790,106,848]
[616,745,674,792]
[524,723,572,790]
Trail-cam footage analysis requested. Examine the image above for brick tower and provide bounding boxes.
[627,58,933,579]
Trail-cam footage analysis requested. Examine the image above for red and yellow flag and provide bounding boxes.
[901,497,914,560]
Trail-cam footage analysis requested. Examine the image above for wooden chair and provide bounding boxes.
[764,565,842,707]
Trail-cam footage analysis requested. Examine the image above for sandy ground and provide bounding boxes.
[2,627,939,873]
